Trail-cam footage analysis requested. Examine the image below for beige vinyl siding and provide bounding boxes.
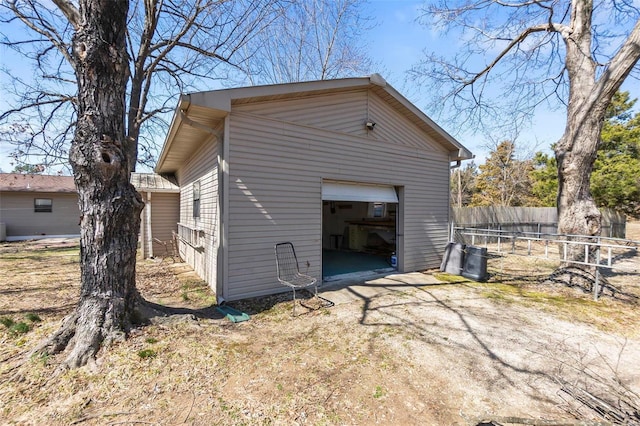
[148,192,180,256]
[176,136,219,287]
[225,108,450,300]
[367,93,446,152]
[0,192,79,238]
[233,89,447,153]
[233,89,369,136]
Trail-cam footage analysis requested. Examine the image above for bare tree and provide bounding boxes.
[21,0,143,369]
[237,0,372,85]
[411,0,640,245]
[0,0,375,368]
[0,0,283,172]
[0,0,286,368]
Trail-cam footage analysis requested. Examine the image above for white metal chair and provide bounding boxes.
[153,236,178,263]
[274,242,318,316]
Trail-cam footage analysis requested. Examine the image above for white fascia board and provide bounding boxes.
[154,96,189,173]
[187,76,372,107]
[185,91,232,112]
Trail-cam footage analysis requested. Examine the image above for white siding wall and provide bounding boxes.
[225,92,450,300]
[143,193,180,258]
[176,137,219,287]
[233,90,369,136]
[0,192,80,238]
[367,93,444,152]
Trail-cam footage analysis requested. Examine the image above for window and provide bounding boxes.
[371,202,385,218]
[193,181,201,218]
[34,198,53,213]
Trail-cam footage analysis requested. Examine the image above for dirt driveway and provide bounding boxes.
[1,238,639,425]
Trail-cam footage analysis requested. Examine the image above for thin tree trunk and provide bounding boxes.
[457,168,462,208]
[40,0,143,369]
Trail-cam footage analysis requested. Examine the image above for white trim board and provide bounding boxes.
[322,181,398,203]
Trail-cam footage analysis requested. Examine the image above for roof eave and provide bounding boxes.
[154,94,191,173]
[155,74,474,171]
[186,76,372,107]
[452,147,474,161]
[155,93,230,174]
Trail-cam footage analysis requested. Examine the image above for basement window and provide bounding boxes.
[34,198,52,213]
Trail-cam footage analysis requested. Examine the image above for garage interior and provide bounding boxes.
[321,183,398,280]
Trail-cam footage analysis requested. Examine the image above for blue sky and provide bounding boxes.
[366,1,554,162]
[364,0,638,163]
[1,0,638,173]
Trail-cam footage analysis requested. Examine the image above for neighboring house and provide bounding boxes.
[0,173,179,252]
[0,173,79,241]
[131,173,180,258]
[156,74,473,303]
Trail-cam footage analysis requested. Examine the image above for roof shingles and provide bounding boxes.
[0,173,180,193]
[0,173,76,193]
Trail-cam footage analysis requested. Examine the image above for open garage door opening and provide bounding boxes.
[322,181,398,281]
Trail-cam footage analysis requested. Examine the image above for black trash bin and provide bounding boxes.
[440,242,465,276]
[462,246,488,282]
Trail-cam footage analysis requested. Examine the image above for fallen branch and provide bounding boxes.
[559,381,640,425]
[465,413,610,425]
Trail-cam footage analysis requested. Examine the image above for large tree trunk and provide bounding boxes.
[553,1,640,269]
[553,0,602,263]
[555,114,603,240]
[40,0,143,369]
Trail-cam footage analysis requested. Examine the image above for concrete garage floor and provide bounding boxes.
[322,249,393,277]
[319,271,442,306]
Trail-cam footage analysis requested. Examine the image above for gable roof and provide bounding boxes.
[131,172,179,192]
[156,74,473,173]
[0,173,76,193]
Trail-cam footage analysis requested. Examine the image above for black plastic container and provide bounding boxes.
[462,246,488,282]
[440,242,465,275]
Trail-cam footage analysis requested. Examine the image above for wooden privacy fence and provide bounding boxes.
[451,207,626,239]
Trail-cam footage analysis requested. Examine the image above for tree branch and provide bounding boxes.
[461,23,569,90]
[592,19,640,112]
[6,2,75,69]
[51,0,81,28]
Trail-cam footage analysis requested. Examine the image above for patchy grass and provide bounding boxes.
[463,252,640,338]
[1,317,15,328]
[137,348,157,359]
[9,321,31,336]
[1,239,639,425]
[25,313,42,323]
[432,272,470,284]
[373,385,385,399]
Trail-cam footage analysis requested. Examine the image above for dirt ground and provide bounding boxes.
[0,225,639,425]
